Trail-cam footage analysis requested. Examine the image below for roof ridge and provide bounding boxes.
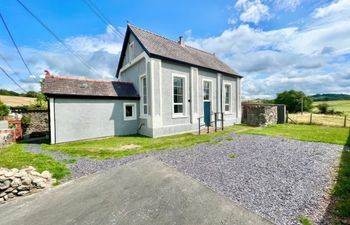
[45,75,132,84]
[129,24,216,57]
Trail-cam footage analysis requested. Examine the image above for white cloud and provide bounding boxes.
[275,0,301,11]
[0,26,123,92]
[187,4,350,99]
[313,0,350,18]
[235,0,270,24]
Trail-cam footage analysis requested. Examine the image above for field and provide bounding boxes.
[289,112,350,127]
[313,100,350,115]
[0,95,35,106]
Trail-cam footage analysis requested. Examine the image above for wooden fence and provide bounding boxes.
[288,113,350,128]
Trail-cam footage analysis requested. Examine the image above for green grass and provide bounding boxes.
[41,125,247,159]
[0,144,70,179]
[298,216,313,225]
[228,153,236,158]
[242,124,350,146]
[225,137,234,141]
[313,100,350,115]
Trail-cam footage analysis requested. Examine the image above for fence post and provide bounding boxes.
[310,113,313,125]
[214,113,217,132]
[221,112,224,130]
[198,118,201,135]
[344,115,347,127]
[286,110,289,123]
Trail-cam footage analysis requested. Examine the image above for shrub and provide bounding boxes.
[0,100,10,117]
[317,103,329,114]
[21,115,31,134]
[275,90,313,113]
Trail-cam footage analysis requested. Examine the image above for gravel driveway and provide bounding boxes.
[24,134,343,225]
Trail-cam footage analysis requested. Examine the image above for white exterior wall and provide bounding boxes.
[49,98,139,144]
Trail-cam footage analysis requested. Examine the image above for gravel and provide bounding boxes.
[23,134,343,225]
[156,134,343,225]
[24,143,75,161]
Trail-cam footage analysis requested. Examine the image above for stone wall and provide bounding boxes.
[242,104,278,127]
[0,130,15,148]
[0,167,55,203]
[23,111,48,135]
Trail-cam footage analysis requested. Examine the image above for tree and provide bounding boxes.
[0,100,10,117]
[275,90,313,113]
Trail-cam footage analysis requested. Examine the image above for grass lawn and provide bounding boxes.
[41,125,247,159]
[242,124,350,146]
[0,144,70,180]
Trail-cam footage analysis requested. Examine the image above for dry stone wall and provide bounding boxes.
[0,167,55,203]
[242,104,278,126]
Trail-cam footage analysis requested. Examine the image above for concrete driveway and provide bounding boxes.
[0,157,273,225]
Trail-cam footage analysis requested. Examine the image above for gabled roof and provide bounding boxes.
[116,24,241,78]
[43,75,139,99]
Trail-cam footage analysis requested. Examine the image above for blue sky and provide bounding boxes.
[0,0,349,99]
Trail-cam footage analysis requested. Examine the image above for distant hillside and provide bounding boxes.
[310,94,350,101]
[0,95,35,107]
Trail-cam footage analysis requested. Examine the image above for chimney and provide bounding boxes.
[178,36,184,46]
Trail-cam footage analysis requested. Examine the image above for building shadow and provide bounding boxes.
[320,128,350,225]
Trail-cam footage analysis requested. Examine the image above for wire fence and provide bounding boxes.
[288,113,350,128]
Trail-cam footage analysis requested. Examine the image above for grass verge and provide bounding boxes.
[40,125,247,159]
[0,144,70,180]
[242,124,349,146]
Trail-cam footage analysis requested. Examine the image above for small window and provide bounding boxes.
[224,84,231,113]
[140,76,148,116]
[124,103,136,120]
[173,76,185,115]
[203,81,211,101]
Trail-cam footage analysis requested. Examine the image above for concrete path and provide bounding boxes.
[0,157,273,225]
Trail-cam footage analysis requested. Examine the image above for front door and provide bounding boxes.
[204,101,211,126]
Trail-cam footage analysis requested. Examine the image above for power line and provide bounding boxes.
[81,0,124,39]
[0,66,26,92]
[0,12,34,77]
[16,0,100,75]
[0,52,17,75]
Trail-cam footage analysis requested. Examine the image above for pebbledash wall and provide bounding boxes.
[49,98,139,144]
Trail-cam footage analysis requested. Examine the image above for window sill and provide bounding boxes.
[172,114,189,119]
[139,115,148,119]
[124,117,137,121]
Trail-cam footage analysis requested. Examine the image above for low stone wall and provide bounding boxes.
[242,104,278,126]
[22,111,48,136]
[0,167,55,203]
[0,130,15,148]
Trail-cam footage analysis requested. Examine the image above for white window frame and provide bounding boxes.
[172,73,188,118]
[202,79,213,103]
[139,74,148,118]
[128,41,134,62]
[123,102,137,121]
[224,82,232,114]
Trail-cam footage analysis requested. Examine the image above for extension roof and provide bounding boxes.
[43,75,139,99]
[116,24,241,78]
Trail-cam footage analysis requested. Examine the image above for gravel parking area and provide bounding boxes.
[24,134,343,225]
[156,134,343,225]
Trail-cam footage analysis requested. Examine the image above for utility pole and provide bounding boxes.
[301,96,304,115]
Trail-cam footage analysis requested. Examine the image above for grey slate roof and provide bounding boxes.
[43,75,139,99]
[128,24,240,77]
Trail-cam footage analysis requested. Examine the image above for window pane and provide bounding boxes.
[225,104,230,112]
[126,105,133,117]
[203,81,210,100]
[173,77,184,104]
[144,105,147,114]
[174,105,183,113]
[142,78,147,104]
[225,85,230,104]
